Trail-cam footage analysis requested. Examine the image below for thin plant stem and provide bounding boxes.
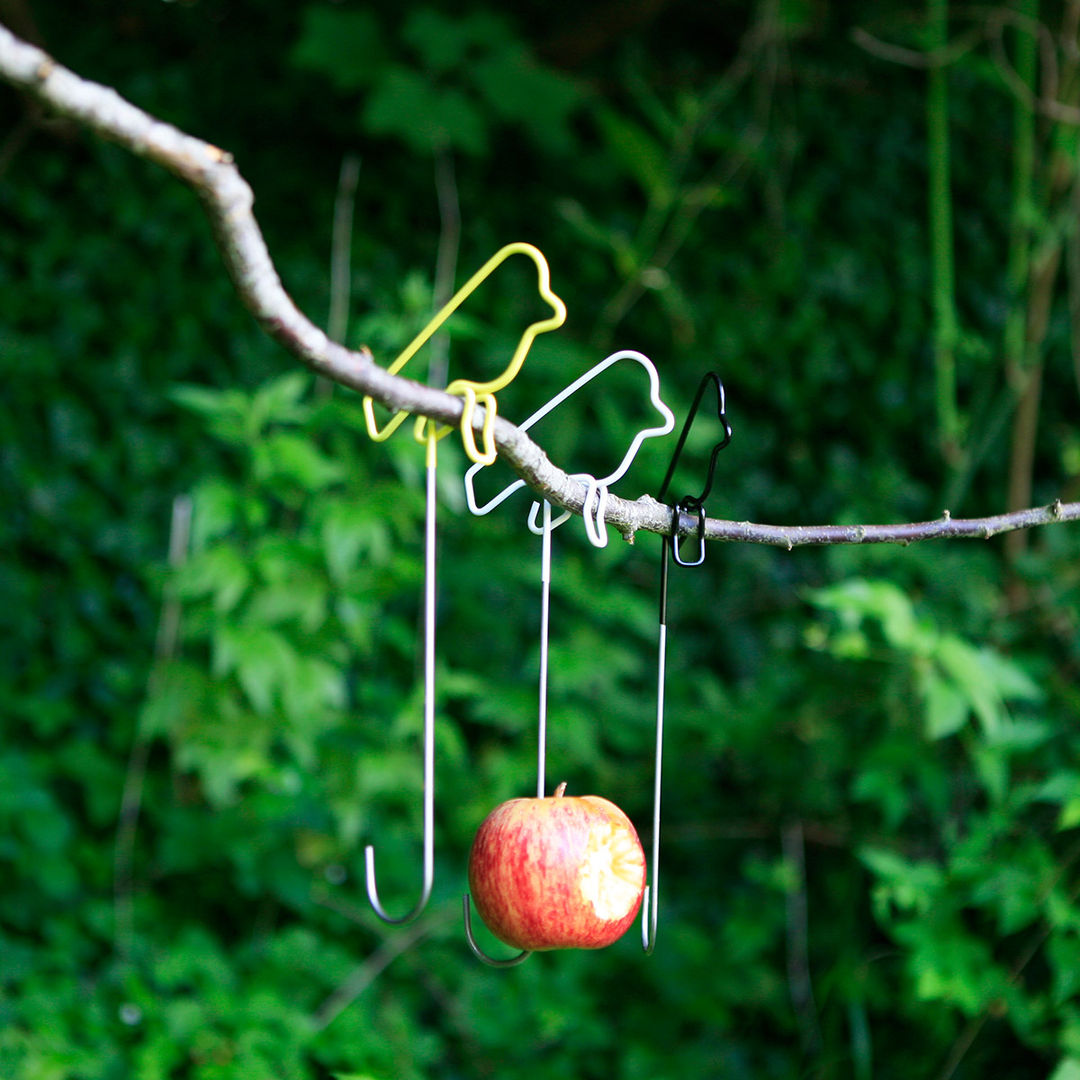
[939,1,1037,513]
[782,820,823,1059]
[309,897,455,1031]
[1069,167,1080,397]
[427,146,460,391]
[926,0,962,467]
[319,152,361,400]
[328,153,361,345]
[1003,0,1037,383]
[113,493,192,961]
[1004,0,1080,578]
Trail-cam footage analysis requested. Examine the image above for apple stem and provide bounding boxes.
[554,781,567,798]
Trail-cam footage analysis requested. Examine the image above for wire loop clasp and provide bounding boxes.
[362,242,566,466]
[671,502,707,568]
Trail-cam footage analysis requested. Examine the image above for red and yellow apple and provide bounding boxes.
[467,781,646,951]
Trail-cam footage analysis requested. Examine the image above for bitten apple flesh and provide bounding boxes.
[467,782,646,951]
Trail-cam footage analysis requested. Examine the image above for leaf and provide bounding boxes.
[595,106,675,206]
[139,661,211,737]
[189,476,240,550]
[280,655,346,731]
[362,66,488,155]
[248,537,328,632]
[908,927,1004,1015]
[249,371,313,433]
[402,9,506,74]
[824,578,930,651]
[471,44,583,153]
[1037,770,1080,804]
[858,847,942,914]
[1061,798,1080,831]
[971,742,1010,806]
[556,197,631,255]
[919,666,969,740]
[168,383,240,419]
[245,580,327,635]
[290,7,386,91]
[1049,935,1080,1005]
[934,636,1005,738]
[982,719,1051,753]
[251,431,346,493]
[175,545,251,613]
[320,500,392,585]
[1048,1059,1080,1080]
[334,595,378,654]
[169,383,250,445]
[971,857,1049,936]
[976,645,1044,703]
[851,763,914,829]
[212,624,297,715]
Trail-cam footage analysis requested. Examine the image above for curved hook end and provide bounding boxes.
[463,895,531,967]
[364,843,432,926]
[641,883,658,955]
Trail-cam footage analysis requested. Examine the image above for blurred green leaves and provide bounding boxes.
[807,578,1043,743]
[290,9,386,91]
[292,6,584,156]
[4,1,1080,1078]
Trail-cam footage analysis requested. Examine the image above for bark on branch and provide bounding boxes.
[2,25,1078,548]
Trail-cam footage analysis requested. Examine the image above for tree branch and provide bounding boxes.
[2,25,1077,548]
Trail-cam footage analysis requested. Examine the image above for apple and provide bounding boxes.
[467,781,646,951]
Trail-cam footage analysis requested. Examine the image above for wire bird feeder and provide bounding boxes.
[356,242,733,964]
[462,347,675,964]
[358,242,565,925]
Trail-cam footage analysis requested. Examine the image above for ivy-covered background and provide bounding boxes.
[3,1,1080,1077]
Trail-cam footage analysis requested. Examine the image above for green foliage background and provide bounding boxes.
[2,1,1080,1077]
